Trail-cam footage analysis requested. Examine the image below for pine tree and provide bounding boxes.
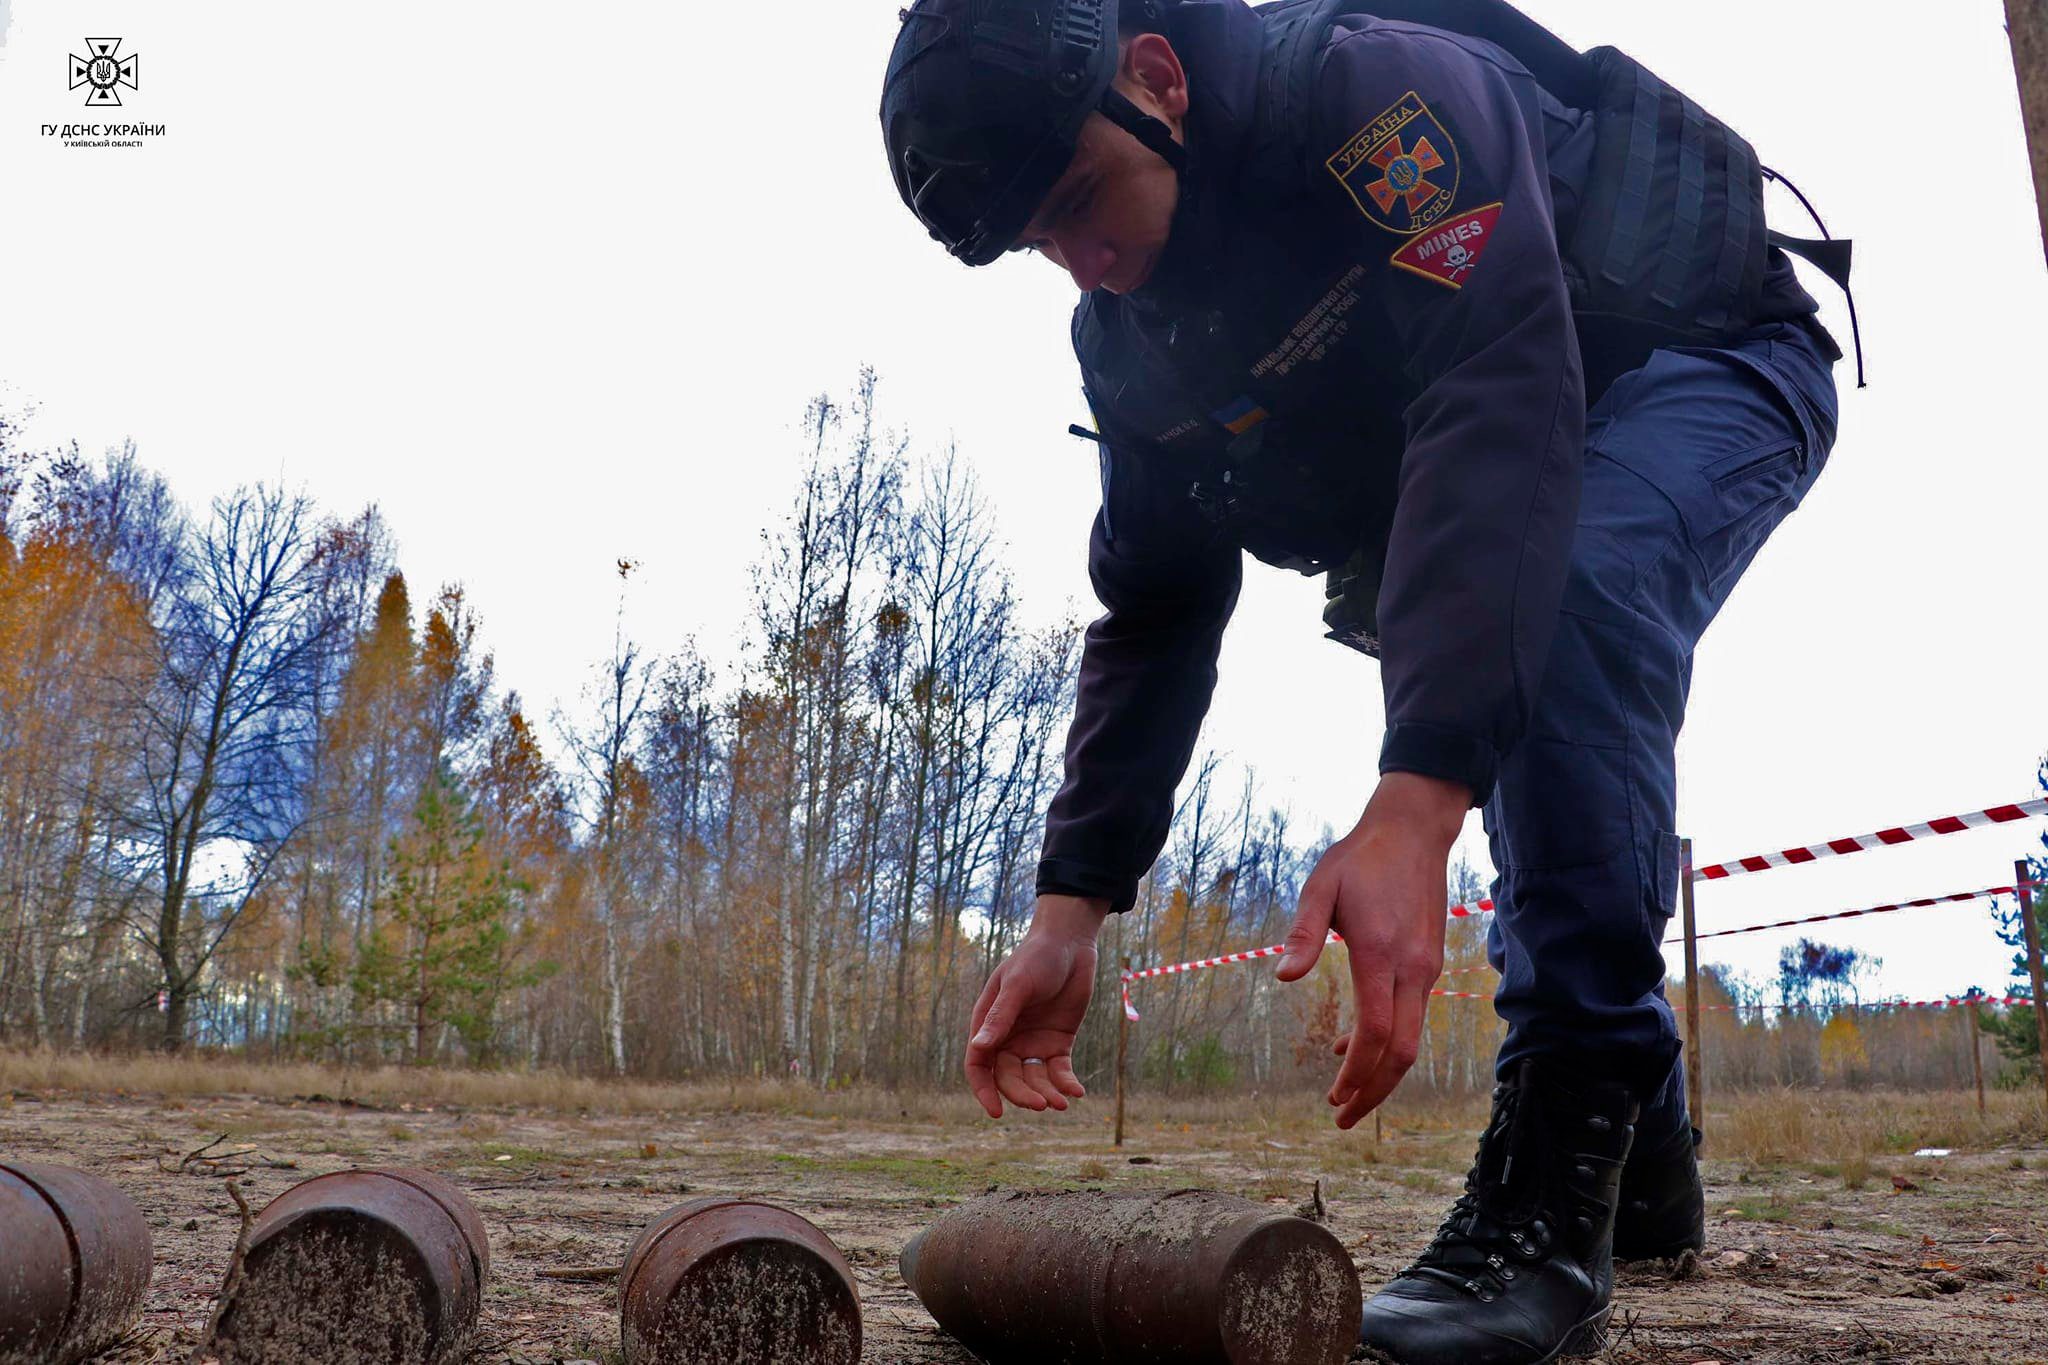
[354,768,527,1065]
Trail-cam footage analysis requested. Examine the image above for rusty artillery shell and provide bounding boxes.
[620,1197,861,1365]
[0,1161,152,1365]
[899,1189,1361,1365]
[210,1167,489,1365]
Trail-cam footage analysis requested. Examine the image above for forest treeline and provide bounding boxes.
[0,374,2033,1095]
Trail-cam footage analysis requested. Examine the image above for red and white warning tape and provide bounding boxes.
[1130,984,2034,1019]
[1670,884,2032,945]
[1112,796,2048,1023]
[1701,994,2032,1015]
[1119,883,2041,1020]
[1120,978,1504,1021]
[1691,798,2048,882]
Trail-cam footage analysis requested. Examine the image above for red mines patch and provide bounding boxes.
[1390,202,1504,290]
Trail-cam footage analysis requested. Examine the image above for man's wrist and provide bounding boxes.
[1028,893,1112,943]
[1363,772,1471,848]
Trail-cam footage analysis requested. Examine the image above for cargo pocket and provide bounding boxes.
[1651,828,1684,923]
[1589,346,1810,577]
[1499,736,1630,870]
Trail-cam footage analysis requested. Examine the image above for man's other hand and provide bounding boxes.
[964,895,1106,1118]
[1273,772,1470,1129]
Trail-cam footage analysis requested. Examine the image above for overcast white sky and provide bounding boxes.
[1,1,2043,1006]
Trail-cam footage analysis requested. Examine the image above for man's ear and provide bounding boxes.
[1118,32,1189,123]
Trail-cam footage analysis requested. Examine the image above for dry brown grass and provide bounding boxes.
[1707,1086,2046,1165]
[3,1050,2041,1167]
[0,1049,980,1123]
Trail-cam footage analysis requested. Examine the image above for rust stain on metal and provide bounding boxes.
[899,1188,1361,1364]
[0,1161,152,1365]
[210,1166,489,1365]
[620,1197,861,1365]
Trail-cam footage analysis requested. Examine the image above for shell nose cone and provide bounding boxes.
[898,1228,928,1292]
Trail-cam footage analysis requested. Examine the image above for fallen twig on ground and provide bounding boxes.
[190,1180,254,1364]
[536,1266,621,1282]
[157,1133,297,1178]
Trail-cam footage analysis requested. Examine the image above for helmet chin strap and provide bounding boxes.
[1098,87,1189,174]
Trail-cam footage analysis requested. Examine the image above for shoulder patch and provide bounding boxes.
[1390,202,1504,290]
[1325,91,1461,236]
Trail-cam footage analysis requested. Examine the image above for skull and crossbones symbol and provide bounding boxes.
[1442,243,1476,280]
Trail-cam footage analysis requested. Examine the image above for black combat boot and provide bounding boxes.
[1613,1120,1705,1262]
[1358,1059,1637,1365]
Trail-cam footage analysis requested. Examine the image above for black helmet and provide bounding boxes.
[880,0,1188,266]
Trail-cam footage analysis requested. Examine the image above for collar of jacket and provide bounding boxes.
[1119,0,1266,317]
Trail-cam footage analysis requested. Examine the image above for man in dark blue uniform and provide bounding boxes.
[881,1,1844,1359]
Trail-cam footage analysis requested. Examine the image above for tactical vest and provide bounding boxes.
[1248,0,1781,349]
[1243,0,1850,654]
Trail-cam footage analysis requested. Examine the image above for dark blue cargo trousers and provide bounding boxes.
[1482,317,1841,1140]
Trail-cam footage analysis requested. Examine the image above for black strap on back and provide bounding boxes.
[1604,63,1663,289]
[1650,95,1711,310]
[1764,167,1867,389]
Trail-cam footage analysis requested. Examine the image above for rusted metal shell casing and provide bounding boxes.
[0,1161,153,1365]
[211,1167,489,1365]
[621,1197,861,1365]
[900,1189,1361,1365]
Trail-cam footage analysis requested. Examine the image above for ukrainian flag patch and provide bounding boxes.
[1211,395,1270,436]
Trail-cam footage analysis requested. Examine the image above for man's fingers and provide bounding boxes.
[965,1055,1004,1119]
[970,976,1028,1055]
[1049,1055,1088,1100]
[1275,874,1337,982]
[967,970,1003,1042]
[1336,969,1430,1129]
[994,1052,1048,1112]
[1330,961,1394,1108]
[1020,1060,1068,1111]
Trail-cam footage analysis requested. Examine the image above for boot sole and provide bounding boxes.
[1357,1304,1613,1365]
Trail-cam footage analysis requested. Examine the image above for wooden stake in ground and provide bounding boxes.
[1114,957,1130,1149]
[1681,838,1704,1144]
[2015,859,2048,1107]
[2010,0,2048,262]
[1968,997,1987,1117]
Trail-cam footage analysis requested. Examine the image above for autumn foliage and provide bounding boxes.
[0,396,2023,1097]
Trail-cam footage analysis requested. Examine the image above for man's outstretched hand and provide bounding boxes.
[964,895,1107,1118]
[1274,772,1471,1130]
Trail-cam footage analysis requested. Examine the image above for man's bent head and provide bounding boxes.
[880,0,1189,293]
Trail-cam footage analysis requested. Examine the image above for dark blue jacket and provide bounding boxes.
[1035,0,1827,913]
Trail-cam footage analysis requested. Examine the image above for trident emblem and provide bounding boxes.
[69,38,139,107]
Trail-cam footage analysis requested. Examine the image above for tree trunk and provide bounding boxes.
[603,914,627,1075]
[22,908,48,1046]
[2011,0,2048,261]
[157,878,187,1051]
[163,982,190,1053]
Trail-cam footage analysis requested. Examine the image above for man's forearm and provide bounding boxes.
[1038,512,1242,913]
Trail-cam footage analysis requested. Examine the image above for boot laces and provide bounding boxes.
[1401,1084,1550,1301]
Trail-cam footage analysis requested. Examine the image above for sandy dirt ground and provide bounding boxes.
[4,1085,2047,1364]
